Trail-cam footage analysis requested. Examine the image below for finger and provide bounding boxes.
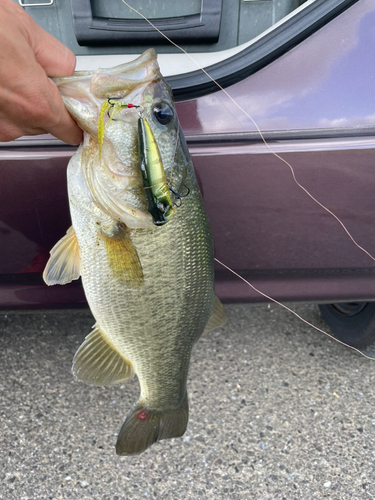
[20,62,84,144]
[51,113,83,146]
[49,112,83,146]
[46,83,83,145]
[25,15,77,77]
[0,120,26,143]
[0,0,81,144]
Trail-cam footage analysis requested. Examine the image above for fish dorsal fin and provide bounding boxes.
[204,296,227,334]
[43,226,81,286]
[72,324,134,386]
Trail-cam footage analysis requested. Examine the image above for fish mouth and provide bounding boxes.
[54,48,161,93]
[56,49,178,229]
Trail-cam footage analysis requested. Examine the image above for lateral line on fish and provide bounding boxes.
[121,1,375,358]
[214,258,374,360]
[121,0,375,264]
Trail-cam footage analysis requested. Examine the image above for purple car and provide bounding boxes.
[1,0,375,347]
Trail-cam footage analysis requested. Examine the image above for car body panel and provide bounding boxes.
[177,0,375,135]
[1,0,375,309]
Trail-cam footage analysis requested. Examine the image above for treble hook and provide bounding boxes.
[168,183,190,207]
[106,98,140,120]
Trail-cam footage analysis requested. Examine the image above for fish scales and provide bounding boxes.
[43,49,226,455]
[71,164,214,405]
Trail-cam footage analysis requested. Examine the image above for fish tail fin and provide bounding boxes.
[115,392,189,456]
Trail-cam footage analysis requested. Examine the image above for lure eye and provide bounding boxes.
[153,103,174,125]
[157,201,166,213]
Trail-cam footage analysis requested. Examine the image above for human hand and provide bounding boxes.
[0,0,83,145]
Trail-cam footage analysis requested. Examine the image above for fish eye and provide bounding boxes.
[153,103,174,125]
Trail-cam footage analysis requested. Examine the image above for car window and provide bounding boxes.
[16,0,358,99]
[17,0,309,56]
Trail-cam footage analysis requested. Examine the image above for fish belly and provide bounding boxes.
[69,166,214,410]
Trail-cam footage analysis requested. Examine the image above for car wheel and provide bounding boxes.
[318,302,375,348]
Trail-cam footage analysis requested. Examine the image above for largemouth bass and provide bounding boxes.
[43,49,226,455]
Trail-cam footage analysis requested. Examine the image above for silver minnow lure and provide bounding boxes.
[138,116,174,225]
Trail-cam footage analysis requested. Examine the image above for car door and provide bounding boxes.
[1,0,374,321]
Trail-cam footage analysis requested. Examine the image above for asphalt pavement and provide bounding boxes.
[1,303,375,500]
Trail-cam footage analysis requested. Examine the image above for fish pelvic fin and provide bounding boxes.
[203,295,227,335]
[116,392,189,456]
[72,323,134,386]
[100,222,143,286]
[43,226,81,286]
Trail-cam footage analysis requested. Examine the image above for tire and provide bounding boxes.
[318,302,375,348]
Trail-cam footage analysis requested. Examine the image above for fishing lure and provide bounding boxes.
[138,116,175,225]
[98,98,138,157]
[97,97,190,225]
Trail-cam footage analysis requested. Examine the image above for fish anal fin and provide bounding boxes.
[203,296,227,334]
[72,323,134,386]
[116,392,189,456]
[43,226,81,286]
[101,223,143,286]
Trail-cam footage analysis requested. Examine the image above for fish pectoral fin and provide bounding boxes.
[43,226,81,286]
[203,296,227,334]
[72,323,134,386]
[101,223,143,286]
[116,392,189,456]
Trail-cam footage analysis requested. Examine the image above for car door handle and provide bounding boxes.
[18,0,53,6]
[70,0,222,46]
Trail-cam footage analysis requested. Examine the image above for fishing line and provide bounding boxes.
[121,0,375,263]
[121,0,375,358]
[214,258,374,360]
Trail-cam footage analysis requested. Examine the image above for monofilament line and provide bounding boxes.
[215,258,374,360]
[121,0,375,264]
[121,0,375,359]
